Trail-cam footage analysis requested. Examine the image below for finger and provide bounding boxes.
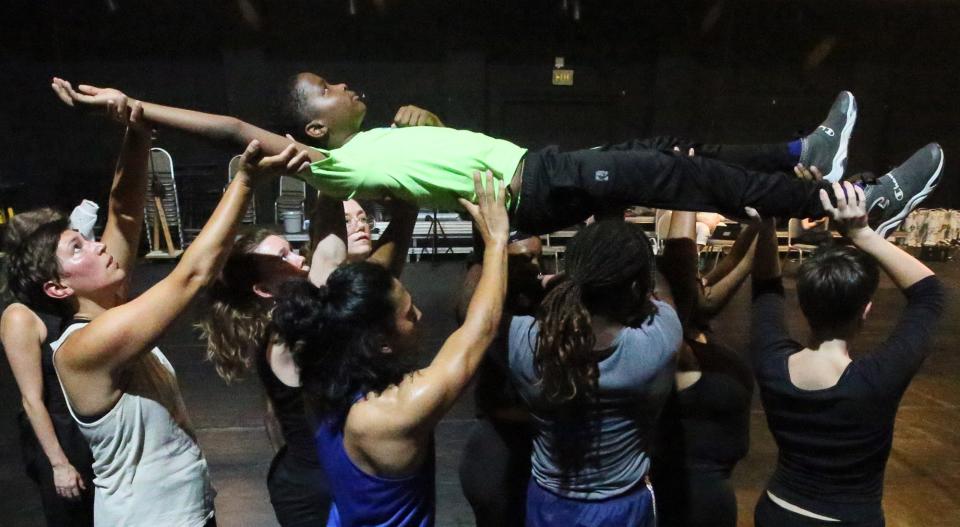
[854,185,866,208]
[129,100,144,123]
[285,133,297,142]
[415,112,427,127]
[484,170,495,208]
[51,82,74,106]
[77,477,87,491]
[673,146,681,152]
[832,182,846,210]
[286,150,311,171]
[688,148,695,157]
[819,189,838,217]
[298,161,311,173]
[471,170,484,204]
[240,139,263,164]
[843,181,857,208]
[393,107,409,126]
[77,84,100,95]
[794,165,803,179]
[457,198,481,220]
[116,97,128,123]
[810,166,824,181]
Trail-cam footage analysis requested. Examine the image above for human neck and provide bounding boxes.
[73,287,122,320]
[327,129,360,149]
[590,314,623,350]
[811,338,851,358]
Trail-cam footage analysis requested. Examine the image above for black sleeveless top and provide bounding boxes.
[254,339,322,467]
[17,312,94,476]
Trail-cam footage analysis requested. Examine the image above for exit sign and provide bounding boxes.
[552,69,574,86]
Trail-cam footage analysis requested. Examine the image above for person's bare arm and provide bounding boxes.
[58,143,310,385]
[378,172,508,436]
[51,78,325,162]
[99,101,152,278]
[750,211,780,282]
[701,224,759,286]
[822,182,933,289]
[307,193,348,286]
[1,305,86,499]
[367,201,418,277]
[455,263,483,325]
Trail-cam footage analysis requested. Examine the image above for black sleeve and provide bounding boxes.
[750,276,795,368]
[658,238,700,330]
[858,275,945,396]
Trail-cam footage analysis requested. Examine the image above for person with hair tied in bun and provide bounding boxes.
[507,220,682,526]
[272,171,509,527]
[197,196,415,527]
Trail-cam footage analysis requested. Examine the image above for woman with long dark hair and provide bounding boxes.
[273,172,509,526]
[507,220,682,526]
[197,198,415,527]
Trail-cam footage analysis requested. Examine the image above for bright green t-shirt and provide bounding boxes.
[306,127,527,211]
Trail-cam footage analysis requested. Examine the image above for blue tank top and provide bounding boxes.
[315,403,436,527]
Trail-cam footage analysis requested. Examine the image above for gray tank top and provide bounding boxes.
[508,300,681,499]
[52,322,216,527]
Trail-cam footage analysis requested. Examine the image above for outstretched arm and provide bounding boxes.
[51,78,326,162]
[389,172,508,435]
[1,305,87,499]
[100,100,152,279]
[367,200,418,277]
[58,142,311,413]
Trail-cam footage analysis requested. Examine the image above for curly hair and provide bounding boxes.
[196,228,277,383]
[534,220,656,404]
[3,208,72,316]
[272,262,411,415]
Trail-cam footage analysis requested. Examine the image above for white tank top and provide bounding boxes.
[52,322,216,527]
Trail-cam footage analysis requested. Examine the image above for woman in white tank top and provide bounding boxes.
[7,83,312,527]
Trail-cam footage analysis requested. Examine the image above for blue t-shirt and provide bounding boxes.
[315,408,436,527]
[508,300,682,500]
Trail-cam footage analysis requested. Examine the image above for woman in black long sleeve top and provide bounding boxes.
[750,181,945,526]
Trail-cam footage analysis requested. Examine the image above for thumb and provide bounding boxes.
[77,84,100,95]
[241,140,263,164]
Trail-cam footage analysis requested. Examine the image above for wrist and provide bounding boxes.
[51,460,70,469]
[847,226,877,245]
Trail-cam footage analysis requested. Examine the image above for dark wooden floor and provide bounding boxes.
[1,257,957,526]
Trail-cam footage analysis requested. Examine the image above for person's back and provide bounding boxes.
[750,182,945,526]
[509,304,680,499]
[315,404,436,527]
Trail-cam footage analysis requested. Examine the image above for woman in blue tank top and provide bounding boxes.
[272,172,510,527]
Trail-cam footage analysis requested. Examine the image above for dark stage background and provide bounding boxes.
[1,0,959,218]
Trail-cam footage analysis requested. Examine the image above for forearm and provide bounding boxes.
[704,224,758,285]
[174,174,254,288]
[22,399,71,467]
[307,194,348,286]
[462,241,508,339]
[104,126,152,269]
[369,201,418,276]
[137,99,323,160]
[752,221,780,281]
[848,227,934,289]
[700,238,757,315]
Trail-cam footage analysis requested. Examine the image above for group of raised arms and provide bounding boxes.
[0,76,943,527]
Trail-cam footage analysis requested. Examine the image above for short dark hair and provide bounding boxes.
[279,73,324,147]
[797,243,879,339]
[272,262,410,415]
[3,208,71,316]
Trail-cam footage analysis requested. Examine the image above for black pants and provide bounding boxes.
[19,412,94,527]
[754,493,885,527]
[657,470,738,527]
[515,136,826,235]
[266,446,332,527]
[458,418,534,527]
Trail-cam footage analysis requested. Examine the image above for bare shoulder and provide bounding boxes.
[1,303,45,340]
[345,385,411,437]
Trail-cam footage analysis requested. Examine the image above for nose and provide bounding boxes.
[292,253,306,268]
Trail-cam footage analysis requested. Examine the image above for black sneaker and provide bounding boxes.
[865,143,944,238]
[800,91,857,183]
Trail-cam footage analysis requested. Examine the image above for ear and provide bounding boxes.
[252,283,275,300]
[42,280,74,300]
[861,301,873,321]
[305,119,328,142]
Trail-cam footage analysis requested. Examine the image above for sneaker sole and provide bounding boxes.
[824,92,857,183]
[874,146,944,238]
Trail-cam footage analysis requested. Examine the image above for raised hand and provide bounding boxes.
[51,78,129,116]
[236,140,312,185]
[458,170,509,246]
[819,181,868,234]
[392,105,443,127]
